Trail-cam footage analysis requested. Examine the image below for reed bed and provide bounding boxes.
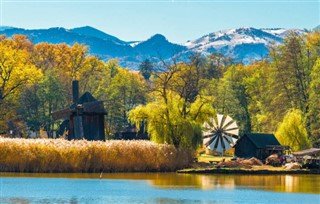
[0,138,193,173]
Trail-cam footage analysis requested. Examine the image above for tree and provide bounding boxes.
[209,64,252,135]
[18,85,41,133]
[129,61,214,149]
[128,91,214,149]
[96,67,147,136]
[203,52,232,79]
[0,38,42,102]
[36,70,66,138]
[0,36,42,133]
[275,109,311,151]
[269,33,310,116]
[308,58,320,146]
[139,59,153,80]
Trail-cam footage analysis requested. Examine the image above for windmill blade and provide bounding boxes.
[205,134,218,147]
[232,138,238,145]
[217,114,224,128]
[222,138,232,151]
[224,133,238,144]
[203,131,214,138]
[224,128,239,136]
[224,121,239,136]
[203,137,211,146]
[52,108,71,120]
[224,121,238,131]
[222,115,233,129]
[223,134,234,145]
[208,136,219,150]
[223,132,239,144]
[215,138,224,153]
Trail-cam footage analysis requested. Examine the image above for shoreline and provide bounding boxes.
[177,167,320,175]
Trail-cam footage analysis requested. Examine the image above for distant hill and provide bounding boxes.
[0,26,306,69]
[70,26,126,45]
[184,27,305,64]
[134,34,186,58]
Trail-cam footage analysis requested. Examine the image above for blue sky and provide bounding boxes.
[1,0,319,43]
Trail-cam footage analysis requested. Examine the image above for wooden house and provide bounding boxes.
[234,133,289,160]
[52,80,107,141]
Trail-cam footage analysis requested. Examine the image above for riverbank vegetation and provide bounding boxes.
[0,31,319,151]
[0,137,192,172]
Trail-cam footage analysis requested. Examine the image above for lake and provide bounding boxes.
[0,173,319,204]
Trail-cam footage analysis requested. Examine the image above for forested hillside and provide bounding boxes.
[0,31,319,150]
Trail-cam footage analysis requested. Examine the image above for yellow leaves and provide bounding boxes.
[0,41,43,100]
[275,109,311,151]
[306,31,320,52]
[189,95,215,123]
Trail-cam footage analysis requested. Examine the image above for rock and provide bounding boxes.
[266,154,281,167]
[284,163,301,170]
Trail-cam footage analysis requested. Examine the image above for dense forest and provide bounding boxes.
[0,31,319,151]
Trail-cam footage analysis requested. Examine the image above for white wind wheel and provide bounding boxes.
[203,114,239,153]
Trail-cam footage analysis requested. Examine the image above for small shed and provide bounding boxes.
[52,80,107,141]
[234,133,289,160]
[114,125,149,140]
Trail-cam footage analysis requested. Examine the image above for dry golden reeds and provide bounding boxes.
[0,137,192,173]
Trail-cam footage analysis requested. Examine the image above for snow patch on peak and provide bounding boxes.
[183,27,306,64]
[129,41,141,47]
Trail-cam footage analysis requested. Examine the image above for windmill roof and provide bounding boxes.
[70,92,97,109]
[242,133,280,148]
[77,92,97,104]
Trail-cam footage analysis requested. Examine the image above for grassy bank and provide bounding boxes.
[0,138,193,173]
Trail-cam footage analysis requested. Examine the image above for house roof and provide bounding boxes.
[239,133,281,148]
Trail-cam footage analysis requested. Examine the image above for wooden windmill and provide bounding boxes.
[52,80,107,141]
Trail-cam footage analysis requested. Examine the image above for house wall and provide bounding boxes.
[235,136,257,158]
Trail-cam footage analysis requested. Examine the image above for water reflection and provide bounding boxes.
[1,172,319,194]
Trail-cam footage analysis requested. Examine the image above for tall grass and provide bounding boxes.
[0,138,193,173]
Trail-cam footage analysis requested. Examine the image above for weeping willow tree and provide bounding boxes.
[129,60,215,149]
[128,91,214,149]
[275,109,311,151]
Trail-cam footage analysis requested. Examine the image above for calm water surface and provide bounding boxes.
[0,173,319,204]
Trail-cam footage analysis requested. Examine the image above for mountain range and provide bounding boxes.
[0,26,308,69]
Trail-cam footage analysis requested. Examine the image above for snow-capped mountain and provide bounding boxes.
[0,26,307,68]
[184,27,306,64]
[0,26,183,68]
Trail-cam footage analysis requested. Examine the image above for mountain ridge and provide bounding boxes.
[0,26,307,69]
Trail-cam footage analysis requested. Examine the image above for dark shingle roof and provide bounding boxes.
[69,92,107,114]
[244,133,280,148]
[77,92,97,104]
[70,92,97,109]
